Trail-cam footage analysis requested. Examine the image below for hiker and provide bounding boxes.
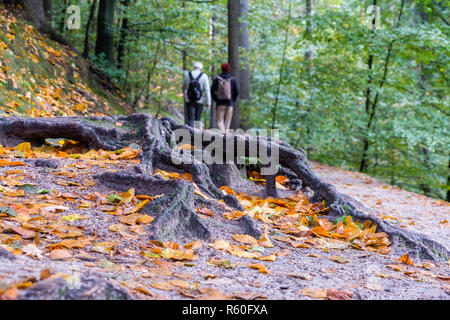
[182,62,211,128]
[211,63,239,134]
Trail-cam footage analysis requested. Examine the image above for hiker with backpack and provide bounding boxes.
[211,63,239,134]
[182,62,211,128]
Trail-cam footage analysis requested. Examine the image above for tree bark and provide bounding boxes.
[82,0,98,59]
[117,0,130,69]
[228,0,240,129]
[238,0,250,129]
[210,8,218,129]
[95,0,116,64]
[43,0,51,22]
[21,0,72,48]
[304,0,313,74]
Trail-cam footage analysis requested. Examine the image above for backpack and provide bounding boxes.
[187,72,203,102]
[216,76,232,100]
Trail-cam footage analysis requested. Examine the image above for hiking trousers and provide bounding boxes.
[187,102,204,128]
[217,105,233,134]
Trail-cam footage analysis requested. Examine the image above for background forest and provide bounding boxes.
[9,0,450,201]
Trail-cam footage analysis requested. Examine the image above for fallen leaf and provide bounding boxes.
[210,239,231,250]
[329,256,349,264]
[301,288,327,299]
[398,254,414,266]
[232,234,258,245]
[11,226,36,239]
[248,263,270,274]
[135,287,153,296]
[50,249,72,260]
[326,288,353,300]
[40,269,52,280]
[150,281,174,291]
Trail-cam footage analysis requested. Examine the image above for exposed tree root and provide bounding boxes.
[0,114,448,262]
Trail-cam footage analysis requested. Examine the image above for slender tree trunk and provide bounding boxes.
[58,0,66,35]
[228,0,240,129]
[95,0,116,64]
[416,3,432,197]
[210,8,218,129]
[238,0,250,129]
[82,0,98,59]
[182,1,188,125]
[304,0,313,74]
[117,0,130,69]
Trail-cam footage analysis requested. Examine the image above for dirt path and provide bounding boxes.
[313,163,450,249]
[0,149,449,300]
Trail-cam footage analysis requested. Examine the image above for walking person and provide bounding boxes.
[211,63,239,134]
[182,62,211,128]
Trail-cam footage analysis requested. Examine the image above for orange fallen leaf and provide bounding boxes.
[50,249,72,260]
[135,287,153,296]
[398,254,414,266]
[0,287,19,300]
[248,263,270,274]
[40,269,52,280]
[11,226,36,239]
[150,281,174,291]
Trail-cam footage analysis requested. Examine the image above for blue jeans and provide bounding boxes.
[187,102,203,128]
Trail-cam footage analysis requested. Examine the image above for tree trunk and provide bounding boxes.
[95,0,116,64]
[228,0,240,129]
[304,0,313,74]
[22,0,72,48]
[82,0,98,59]
[238,0,250,129]
[117,0,130,69]
[43,0,51,22]
[210,8,218,129]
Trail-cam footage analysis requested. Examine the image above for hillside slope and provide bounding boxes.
[0,7,129,117]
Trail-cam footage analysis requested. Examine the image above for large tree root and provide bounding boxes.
[0,114,448,262]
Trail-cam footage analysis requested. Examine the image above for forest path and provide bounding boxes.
[313,163,450,249]
[1,152,449,300]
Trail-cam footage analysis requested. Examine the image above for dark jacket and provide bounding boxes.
[211,72,239,107]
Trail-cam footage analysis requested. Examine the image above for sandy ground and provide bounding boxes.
[0,156,449,300]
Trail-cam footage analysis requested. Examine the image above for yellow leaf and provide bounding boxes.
[257,254,276,262]
[301,288,327,299]
[210,239,231,250]
[126,199,150,214]
[15,142,31,154]
[119,188,135,204]
[232,234,258,245]
[228,249,261,259]
[61,214,86,222]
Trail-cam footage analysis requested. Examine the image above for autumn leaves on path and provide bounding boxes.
[0,140,449,300]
